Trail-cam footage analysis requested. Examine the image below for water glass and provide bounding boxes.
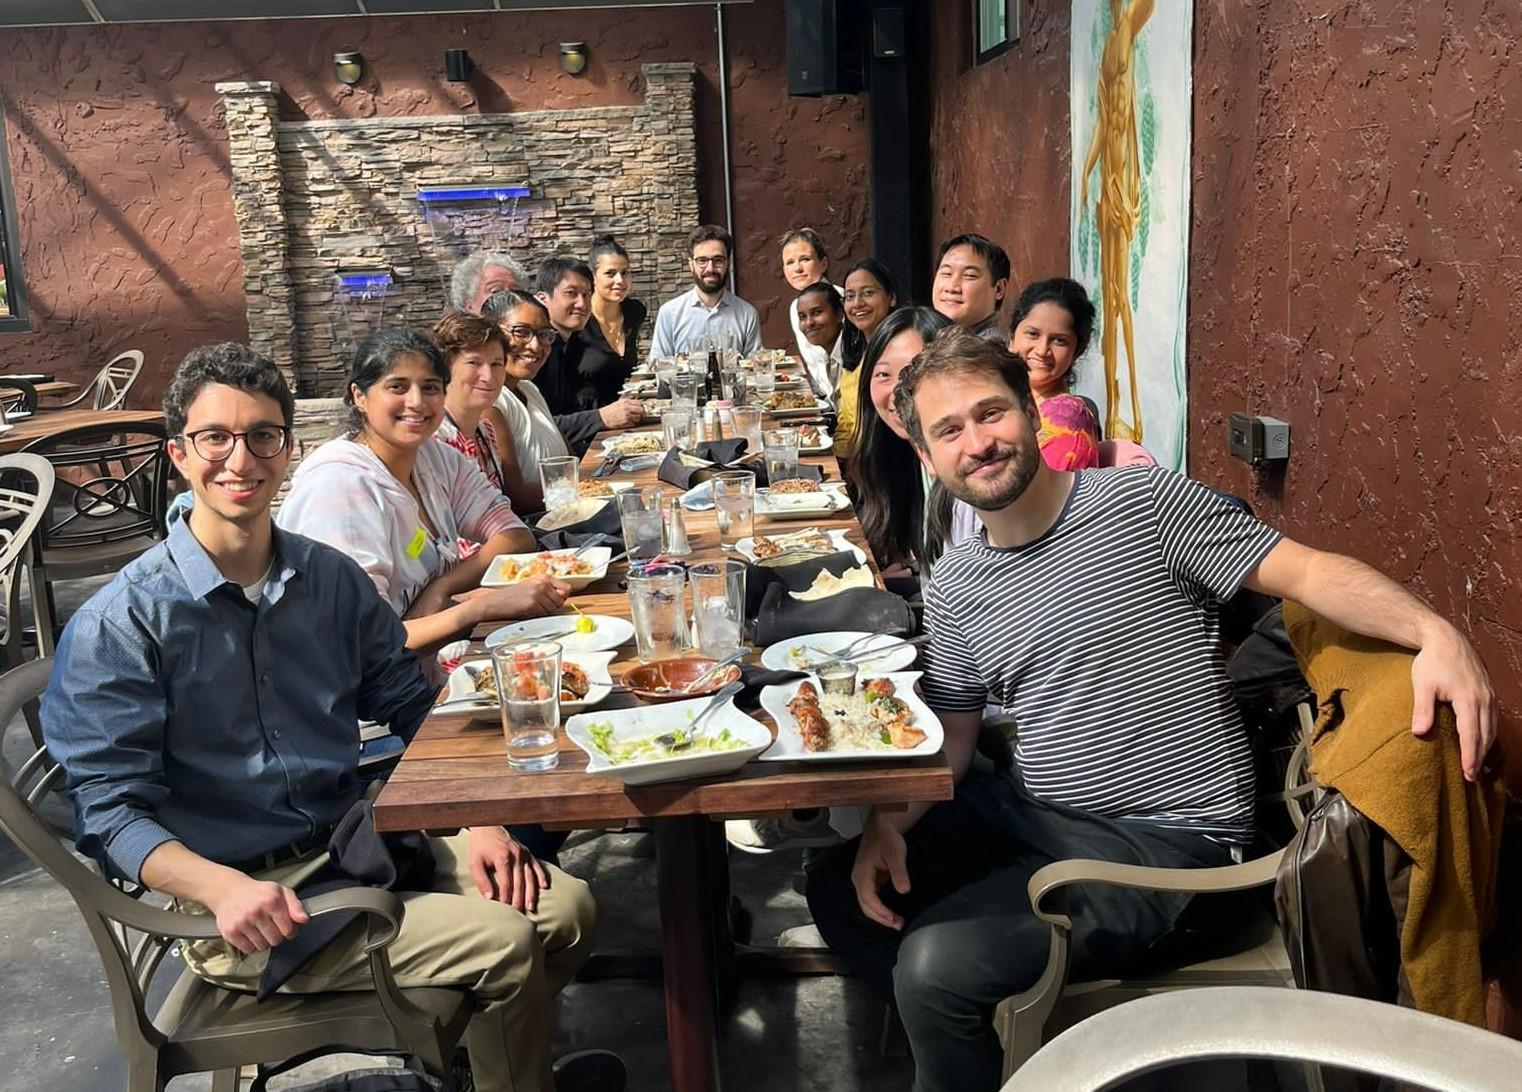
[491,641,562,772]
[711,471,756,550]
[618,487,665,560]
[750,358,776,400]
[730,405,763,454]
[763,427,800,484]
[670,373,702,413]
[628,563,689,662]
[654,357,678,394]
[661,407,695,451]
[689,560,747,659]
[539,455,579,511]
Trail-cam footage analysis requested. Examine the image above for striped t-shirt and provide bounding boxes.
[921,467,1282,843]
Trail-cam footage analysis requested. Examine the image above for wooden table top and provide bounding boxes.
[0,408,164,454]
[0,376,79,398]
[374,417,954,833]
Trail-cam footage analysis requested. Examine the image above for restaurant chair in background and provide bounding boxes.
[21,422,169,653]
[0,659,474,1092]
[49,349,145,412]
[0,453,55,748]
[999,985,1522,1092]
[0,377,40,421]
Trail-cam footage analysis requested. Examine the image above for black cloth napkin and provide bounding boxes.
[657,446,718,491]
[533,529,623,552]
[743,550,861,618]
[735,663,808,711]
[752,583,917,647]
[532,497,623,540]
[258,800,434,1001]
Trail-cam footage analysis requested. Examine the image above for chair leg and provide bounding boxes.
[126,1058,166,1092]
[210,1067,241,1092]
[27,558,57,656]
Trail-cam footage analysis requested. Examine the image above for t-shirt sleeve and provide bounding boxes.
[917,570,989,713]
[1146,467,1283,602]
[277,466,399,605]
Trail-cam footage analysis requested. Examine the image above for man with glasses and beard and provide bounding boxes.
[648,224,763,360]
[806,328,1496,1092]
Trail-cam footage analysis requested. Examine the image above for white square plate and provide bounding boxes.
[600,431,668,457]
[755,487,852,520]
[443,650,617,716]
[758,631,918,673]
[566,697,773,785]
[480,546,612,591]
[735,529,865,566]
[758,671,942,762]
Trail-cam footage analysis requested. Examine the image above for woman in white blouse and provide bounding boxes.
[278,328,568,651]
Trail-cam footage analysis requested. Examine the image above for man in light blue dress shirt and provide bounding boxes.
[41,343,621,1092]
[647,224,764,361]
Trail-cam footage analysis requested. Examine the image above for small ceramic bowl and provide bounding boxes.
[621,657,745,703]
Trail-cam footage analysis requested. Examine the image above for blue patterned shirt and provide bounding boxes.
[41,519,435,883]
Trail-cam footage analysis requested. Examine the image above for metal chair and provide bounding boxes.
[0,659,473,1091]
[0,454,55,745]
[992,706,1320,1080]
[22,421,170,652]
[50,349,145,411]
[0,377,40,419]
[1001,985,1522,1092]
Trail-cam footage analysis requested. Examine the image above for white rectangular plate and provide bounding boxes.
[757,671,943,763]
[758,631,918,673]
[755,488,852,520]
[443,650,617,716]
[480,546,612,591]
[735,528,865,565]
[762,398,830,418]
[600,430,668,457]
[566,697,773,785]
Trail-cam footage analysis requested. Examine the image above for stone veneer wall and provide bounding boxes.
[218,63,699,397]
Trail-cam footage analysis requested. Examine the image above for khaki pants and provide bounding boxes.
[182,831,597,1092]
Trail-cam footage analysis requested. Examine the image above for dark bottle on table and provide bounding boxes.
[705,341,722,403]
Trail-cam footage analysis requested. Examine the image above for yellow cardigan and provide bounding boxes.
[834,364,861,458]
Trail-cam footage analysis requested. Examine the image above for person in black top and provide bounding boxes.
[580,235,648,407]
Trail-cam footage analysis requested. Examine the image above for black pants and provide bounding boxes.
[805,771,1234,1092]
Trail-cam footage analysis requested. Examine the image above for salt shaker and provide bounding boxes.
[662,495,692,556]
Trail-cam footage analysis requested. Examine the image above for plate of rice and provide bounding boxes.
[757,671,942,762]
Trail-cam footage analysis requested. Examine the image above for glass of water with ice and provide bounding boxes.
[539,456,579,511]
[490,641,562,772]
[711,470,756,550]
[689,560,747,659]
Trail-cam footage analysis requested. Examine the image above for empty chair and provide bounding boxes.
[21,421,169,652]
[1001,986,1522,1092]
[49,349,145,411]
[0,453,55,744]
[0,659,473,1092]
[0,377,39,420]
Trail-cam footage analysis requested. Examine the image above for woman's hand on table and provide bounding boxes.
[465,826,549,913]
[453,575,570,622]
[599,397,646,430]
[851,809,911,931]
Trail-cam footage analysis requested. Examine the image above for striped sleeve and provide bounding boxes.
[919,566,989,713]
[1147,469,1282,602]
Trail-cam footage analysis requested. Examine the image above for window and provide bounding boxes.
[976,0,1019,61]
[0,102,27,332]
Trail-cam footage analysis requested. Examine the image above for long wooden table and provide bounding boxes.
[374,422,953,1092]
[0,408,164,454]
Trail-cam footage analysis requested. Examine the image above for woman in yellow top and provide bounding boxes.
[837,260,899,458]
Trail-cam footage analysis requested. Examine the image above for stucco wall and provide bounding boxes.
[0,5,869,401]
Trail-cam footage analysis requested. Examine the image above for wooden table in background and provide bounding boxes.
[375,422,953,1092]
[0,408,164,455]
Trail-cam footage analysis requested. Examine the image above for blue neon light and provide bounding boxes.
[415,184,531,203]
[338,272,393,294]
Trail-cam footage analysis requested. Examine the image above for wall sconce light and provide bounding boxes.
[559,42,589,76]
[445,49,474,83]
[332,51,364,86]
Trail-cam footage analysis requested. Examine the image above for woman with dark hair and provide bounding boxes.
[849,306,958,570]
[836,259,899,458]
[1007,277,1102,470]
[579,234,648,406]
[278,328,567,652]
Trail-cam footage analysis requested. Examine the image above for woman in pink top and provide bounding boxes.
[1007,278,1102,471]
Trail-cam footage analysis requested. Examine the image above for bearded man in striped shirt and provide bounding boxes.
[805,327,1495,1092]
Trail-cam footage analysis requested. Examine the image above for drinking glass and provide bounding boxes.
[654,357,678,394]
[750,358,776,401]
[670,373,702,413]
[689,560,747,659]
[539,455,579,511]
[618,487,666,560]
[628,563,689,662]
[661,408,695,452]
[763,427,800,484]
[711,471,755,551]
[490,641,562,772]
[729,405,763,454]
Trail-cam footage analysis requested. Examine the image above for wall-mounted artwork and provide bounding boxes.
[1070,0,1192,471]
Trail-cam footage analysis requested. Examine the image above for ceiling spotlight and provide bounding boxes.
[559,42,588,77]
[332,51,363,86]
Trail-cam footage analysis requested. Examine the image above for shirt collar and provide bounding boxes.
[167,516,304,602]
[688,287,730,311]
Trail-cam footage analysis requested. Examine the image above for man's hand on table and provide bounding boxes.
[204,873,310,955]
[466,826,549,913]
[599,398,645,431]
[453,575,570,622]
[852,810,911,931]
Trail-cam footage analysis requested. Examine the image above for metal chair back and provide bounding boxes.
[0,378,39,419]
[24,422,169,552]
[0,454,56,740]
[53,350,145,412]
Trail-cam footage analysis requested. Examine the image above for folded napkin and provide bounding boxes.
[532,499,623,540]
[656,444,747,491]
[735,663,808,711]
[743,550,861,619]
[752,584,916,646]
[533,529,623,552]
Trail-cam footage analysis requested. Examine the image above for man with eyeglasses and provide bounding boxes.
[40,343,625,1092]
[648,224,764,361]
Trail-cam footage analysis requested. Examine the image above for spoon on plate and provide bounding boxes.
[655,680,744,752]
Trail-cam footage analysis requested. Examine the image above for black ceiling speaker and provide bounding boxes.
[873,6,906,59]
[787,0,866,97]
[445,48,473,83]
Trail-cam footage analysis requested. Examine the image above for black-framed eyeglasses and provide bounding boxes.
[505,325,555,346]
[182,426,290,462]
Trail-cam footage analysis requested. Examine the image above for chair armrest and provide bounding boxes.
[1028,849,1285,929]
[102,885,405,945]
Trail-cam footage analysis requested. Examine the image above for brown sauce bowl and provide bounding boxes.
[621,657,744,703]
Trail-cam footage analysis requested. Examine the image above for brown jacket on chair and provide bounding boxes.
[1284,601,1506,1026]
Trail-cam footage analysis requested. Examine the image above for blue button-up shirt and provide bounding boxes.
[41,519,435,884]
[647,286,764,362]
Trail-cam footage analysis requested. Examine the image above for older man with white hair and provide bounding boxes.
[451,251,530,314]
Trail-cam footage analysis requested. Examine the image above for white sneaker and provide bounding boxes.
[725,810,841,854]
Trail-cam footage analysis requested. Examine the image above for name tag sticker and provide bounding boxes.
[406,528,428,559]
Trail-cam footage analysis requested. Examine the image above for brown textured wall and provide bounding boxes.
[0,4,868,401]
[925,1,1070,290]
